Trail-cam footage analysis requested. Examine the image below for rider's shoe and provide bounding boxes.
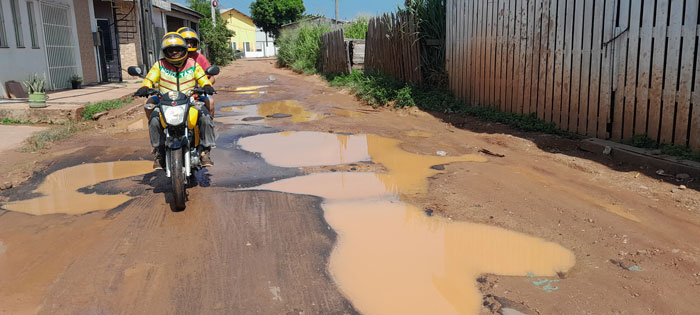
[200,149,213,167]
[153,150,164,170]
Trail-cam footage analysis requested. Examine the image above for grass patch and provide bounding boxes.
[623,135,700,162]
[276,23,331,74]
[2,118,32,125]
[22,123,87,152]
[82,97,133,120]
[327,70,571,136]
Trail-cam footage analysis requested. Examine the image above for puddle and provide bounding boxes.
[404,130,434,138]
[256,100,321,123]
[249,172,576,315]
[2,161,153,215]
[331,109,366,118]
[238,131,487,195]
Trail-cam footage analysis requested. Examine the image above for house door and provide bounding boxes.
[39,2,78,89]
[97,19,122,82]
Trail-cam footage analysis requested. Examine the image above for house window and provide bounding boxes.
[244,42,250,52]
[26,2,38,48]
[255,42,262,52]
[10,0,23,47]
[0,1,7,47]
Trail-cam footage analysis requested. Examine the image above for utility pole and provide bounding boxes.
[211,0,217,27]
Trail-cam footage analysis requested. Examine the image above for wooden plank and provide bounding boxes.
[553,0,566,126]
[597,0,617,139]
[587,0,604,137]
[544,0,558,123]
[528,0,545,114]
[446,0,452,93]
[512,0,524,112]
[674,0,698,145]
[568,0,584,132]
[648,0,669,141]
[634,0,655,136]
[488,0,497,107]
[483,0,492,106]
[504,0,516,112]
[537,0,551,120]
[498,0,507,111]
[459,0,467,100]
[577,0,594,135]
[622,0,642,138]
[691,18,700,149]
[660,0,683,143]
[611,0,629,140]
[523,0,535,114]
[478,0,486,106]
[560,0,575,130]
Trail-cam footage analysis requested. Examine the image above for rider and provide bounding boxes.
[134,32,216,170]
[177,27,216,117]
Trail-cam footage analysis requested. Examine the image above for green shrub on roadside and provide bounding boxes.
[344,17,369,39]
[623,135,700,162]
[82,97,133,120]
[276,23,331,74]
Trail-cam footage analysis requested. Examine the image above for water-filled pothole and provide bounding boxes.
[219,100,322,123]
[240,132,575,314]
[2,161,152,215]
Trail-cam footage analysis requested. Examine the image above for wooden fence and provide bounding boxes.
[321,29,351,74]
[366,13,422,84]
[446,0,700,149]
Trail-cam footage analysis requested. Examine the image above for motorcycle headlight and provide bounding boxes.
[163,105,186,125]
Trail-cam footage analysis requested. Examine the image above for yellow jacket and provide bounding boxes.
[141,58,212,93]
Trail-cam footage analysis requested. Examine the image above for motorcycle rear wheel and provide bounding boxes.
[170,148,187,210]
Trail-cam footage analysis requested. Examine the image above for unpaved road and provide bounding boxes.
[1,59,699,314]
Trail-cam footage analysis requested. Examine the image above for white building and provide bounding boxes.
[0,0,86,96]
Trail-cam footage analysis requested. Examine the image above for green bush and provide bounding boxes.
[623,135,700,162]
[23,123,87,151]
[82,97,133,120]
[344,17,369,39]
[276,23,331,74]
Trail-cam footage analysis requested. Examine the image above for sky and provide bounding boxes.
[218,0,404,21]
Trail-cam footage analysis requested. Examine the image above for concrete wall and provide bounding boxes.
[0,0,82,97]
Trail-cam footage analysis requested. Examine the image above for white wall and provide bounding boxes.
[0,0,82,96]
[0,0,49,97]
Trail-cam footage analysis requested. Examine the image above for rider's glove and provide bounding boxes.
[134,87,150,97]
[203,85,216,95]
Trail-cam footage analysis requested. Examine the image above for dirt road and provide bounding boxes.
[1,59,699,314]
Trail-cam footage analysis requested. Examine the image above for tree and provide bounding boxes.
[250,0,305,38]
[187,0,235,65]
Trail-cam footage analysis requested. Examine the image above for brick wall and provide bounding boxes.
[73,0,99,83]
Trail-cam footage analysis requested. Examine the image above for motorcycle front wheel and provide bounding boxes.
[169,148,187,210]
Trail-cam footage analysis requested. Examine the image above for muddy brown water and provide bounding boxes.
[240,131,576,315]
[3,161,152,215]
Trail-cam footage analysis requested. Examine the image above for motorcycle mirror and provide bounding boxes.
[205,66,220,76]
[127,66,143,77]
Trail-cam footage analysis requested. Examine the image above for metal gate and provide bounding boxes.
[40,1,78,90]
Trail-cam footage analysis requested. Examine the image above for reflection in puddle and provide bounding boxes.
[249,173,576,315]
[233,85,267,91]
[239,131,487,194]
[218,101,321,123]
[2,161,152,215]
[257,100,321,123]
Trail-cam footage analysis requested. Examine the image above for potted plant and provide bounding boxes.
[23,73,47,108]
[70,75,83,89]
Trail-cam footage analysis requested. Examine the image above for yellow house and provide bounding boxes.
[220,8,256,53]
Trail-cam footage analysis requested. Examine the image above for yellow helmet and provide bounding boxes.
[177,27,200,53]
[161,32,188,67]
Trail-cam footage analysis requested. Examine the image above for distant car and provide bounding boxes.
[235,50,244,59]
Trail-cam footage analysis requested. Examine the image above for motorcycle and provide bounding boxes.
[127,65,219,210]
